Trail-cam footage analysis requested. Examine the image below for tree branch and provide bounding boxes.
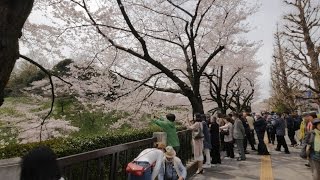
[199,46,225,75]
[19,54,54,142]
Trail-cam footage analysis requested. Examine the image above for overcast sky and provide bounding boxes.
[246,0,286,100]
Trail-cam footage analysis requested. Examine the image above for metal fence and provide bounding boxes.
[58,130,193,180]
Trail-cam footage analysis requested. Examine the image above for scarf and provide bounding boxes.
[314,129,320,152]
[307,122,313,132]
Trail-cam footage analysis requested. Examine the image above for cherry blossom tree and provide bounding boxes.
[27,59,191,128]
[21,0,259,114]
[203,40,261,114]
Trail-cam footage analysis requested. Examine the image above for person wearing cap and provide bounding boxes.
[158,146,187,180]
[128,142,165,180]
[152,114,180,153]
[306,119,320,180]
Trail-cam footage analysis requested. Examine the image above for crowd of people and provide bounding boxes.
[137,111,320,179]
[17,111,320,180]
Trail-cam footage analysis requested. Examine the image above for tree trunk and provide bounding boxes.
[187,92,204,114]
[0,0,34,106]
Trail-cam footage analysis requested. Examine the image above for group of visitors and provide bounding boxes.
[150,111,272,176]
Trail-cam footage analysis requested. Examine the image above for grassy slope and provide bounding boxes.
[0,96,138,141]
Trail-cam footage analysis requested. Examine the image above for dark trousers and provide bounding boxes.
[288,129,297,145]
[251,130,256,144]
[211,144,221,164]
[245,130,255,150]
[220,133,225,151]
[276,135,289,152]
[225,141,234,158]
[257,131,269,155]
[268,130,276,144]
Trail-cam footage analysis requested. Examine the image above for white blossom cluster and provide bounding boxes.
[0,97,79,145]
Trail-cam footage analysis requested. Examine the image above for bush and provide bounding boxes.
[0,126,171,159]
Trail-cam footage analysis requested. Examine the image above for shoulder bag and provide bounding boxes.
[125,150,155,176]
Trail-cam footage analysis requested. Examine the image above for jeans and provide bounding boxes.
[235,139,246,160]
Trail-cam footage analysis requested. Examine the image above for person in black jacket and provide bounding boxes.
[266,114,275,144]
[210,116,221,164]
[254,113,270,155]
[285,112,298,146]
[240,115,252,154]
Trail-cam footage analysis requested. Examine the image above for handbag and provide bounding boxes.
[125,149,154,176]
[126,162,149,176]
[194,122,204,139]
[221,129,229,136]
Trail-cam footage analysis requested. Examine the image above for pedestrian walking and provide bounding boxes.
[285,112,298,146]
[272,113,290,154]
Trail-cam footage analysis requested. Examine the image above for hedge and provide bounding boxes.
[0,126,186,159]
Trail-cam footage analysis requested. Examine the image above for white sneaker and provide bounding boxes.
[211,164,217,167]
[202,164,211,168]
[224,157,231,159]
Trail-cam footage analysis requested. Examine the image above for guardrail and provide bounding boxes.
[58,129,193,180]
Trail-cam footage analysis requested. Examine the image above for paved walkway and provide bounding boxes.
[189,141,312,180]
